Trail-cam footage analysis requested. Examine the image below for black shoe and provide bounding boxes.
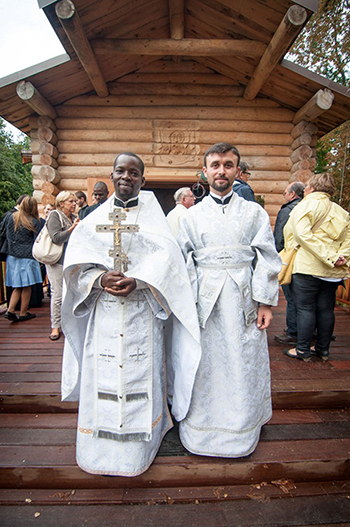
[4,311,18,321]
[310,348,329,361]
[283,348,311,362]
[274,333,297,345]
[19,313,36,321]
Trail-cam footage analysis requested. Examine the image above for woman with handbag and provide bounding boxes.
[46,191,80,340]
[4,196,43,322]
[283,173,350,362]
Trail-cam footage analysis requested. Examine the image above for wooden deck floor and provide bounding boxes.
[0,295,350,526]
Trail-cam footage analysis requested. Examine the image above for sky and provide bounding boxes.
[0,0,65,138]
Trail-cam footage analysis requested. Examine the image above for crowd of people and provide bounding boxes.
[1,143,349,478]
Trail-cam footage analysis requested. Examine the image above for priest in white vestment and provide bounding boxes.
[61,153,201,477]
[177,143,281,458]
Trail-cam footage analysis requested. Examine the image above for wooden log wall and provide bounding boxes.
[29,61,303,223]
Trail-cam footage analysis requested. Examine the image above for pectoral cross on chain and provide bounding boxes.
[96,209,139,272]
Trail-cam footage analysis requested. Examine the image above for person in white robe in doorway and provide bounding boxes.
[61,152,201,477]
[176,142,281,458]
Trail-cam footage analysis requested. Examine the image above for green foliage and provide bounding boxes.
[289,0,350,85]
[289,0,349,210]
[317,121,350,209]
[0,118,33,217]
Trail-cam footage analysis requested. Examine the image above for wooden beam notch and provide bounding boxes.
[55,0,108,98]
[244,5,307,100]
[293,89,334,124]
[16,81,57,120]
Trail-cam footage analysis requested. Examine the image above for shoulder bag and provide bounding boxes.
[32,211,64,265]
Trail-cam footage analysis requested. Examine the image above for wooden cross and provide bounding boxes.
[96,209,139,272]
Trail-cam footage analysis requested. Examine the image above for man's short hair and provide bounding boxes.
[289,181,305,199]
[174,187,191,204]
[94,181,108,192]
[239,162,250,174]
[204,142,240,167]
[113,152,145,176]
[75,191,87,200]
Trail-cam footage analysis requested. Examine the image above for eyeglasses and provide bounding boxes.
[243,172,251,177]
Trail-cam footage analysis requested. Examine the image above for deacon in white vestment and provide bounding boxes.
[177,143,281,458]
[61,153,201,477]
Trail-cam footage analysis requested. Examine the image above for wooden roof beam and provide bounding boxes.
[16,81,57,120]
[169,0,185,39]
[244,5,307,101]
[91,39,267,59]
[55,0,108,98]
[293,89,334,124]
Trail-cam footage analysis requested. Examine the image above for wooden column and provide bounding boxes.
[244,5,307,100]
[16,81,57,120]
[55,0,108,98]
[30,116,60,205]
[290,120,318,182]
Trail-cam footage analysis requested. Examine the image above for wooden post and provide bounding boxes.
[16,81,57,119]
[169,0,184,39]
[169,0,185,62]
[55,0,108,98]
[244,5,307,100]
[293,89,334,124]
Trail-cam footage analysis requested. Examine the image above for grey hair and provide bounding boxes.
[174,187,192,204]
[289,181,305,199]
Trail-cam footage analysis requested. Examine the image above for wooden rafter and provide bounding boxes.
[91,39,267,59]
[244,5,307,101]
[16,81,57,120]
[55,0,108,98]
[293,89,335,124]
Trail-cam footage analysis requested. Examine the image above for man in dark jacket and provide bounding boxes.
[273,181,305,345]
[79,182,109,219]
[232,162,255,202]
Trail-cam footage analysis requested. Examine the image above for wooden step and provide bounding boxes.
[0,410,349,490]
[0,491,349,527]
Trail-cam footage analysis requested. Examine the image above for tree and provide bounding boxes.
[0,118,33,217]
[288,0,350,210]
[288,0,349,85]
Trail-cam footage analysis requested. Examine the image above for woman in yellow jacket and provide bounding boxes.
[283,173,350,362]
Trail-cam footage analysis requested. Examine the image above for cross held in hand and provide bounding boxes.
[96,209,139,272]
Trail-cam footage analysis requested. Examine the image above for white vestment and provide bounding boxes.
[177,194,281,457]
[61,192,201,476]
[166,203,187,236]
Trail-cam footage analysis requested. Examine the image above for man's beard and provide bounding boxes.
[211,179,230,193]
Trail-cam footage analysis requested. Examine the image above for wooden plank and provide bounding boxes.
[1,497,350,527]
[0,480,349,505]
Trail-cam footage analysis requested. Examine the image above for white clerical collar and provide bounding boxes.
[210,190,233,205]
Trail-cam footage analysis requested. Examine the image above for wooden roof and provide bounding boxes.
[0,0,349,137]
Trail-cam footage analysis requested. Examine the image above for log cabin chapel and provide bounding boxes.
[0,0,349,223]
